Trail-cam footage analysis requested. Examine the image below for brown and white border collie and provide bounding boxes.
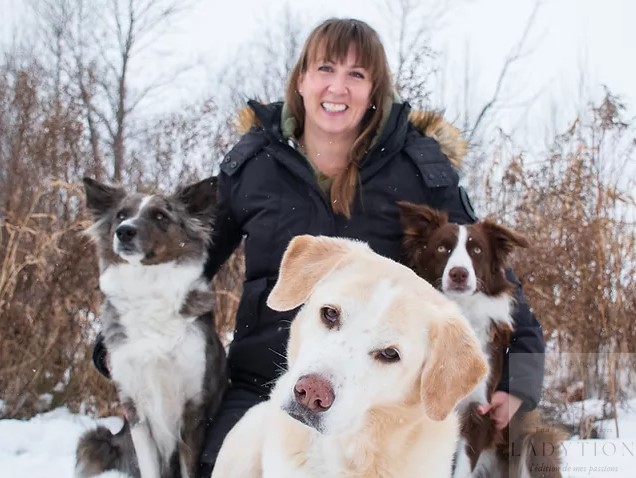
[398,201,566,478]
[75,178,227,478]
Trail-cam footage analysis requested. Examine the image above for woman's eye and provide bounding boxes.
[376,347,400,363]
[318,65,333,72]
[350,71,365,79]
[320,306,340,327]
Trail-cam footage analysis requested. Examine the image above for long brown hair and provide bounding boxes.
[285,18,393,217]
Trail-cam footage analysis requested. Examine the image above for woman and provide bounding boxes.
[196,18,545,476]
[93,18,545,477]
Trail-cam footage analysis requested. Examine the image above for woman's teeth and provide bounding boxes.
[322,102,347,112]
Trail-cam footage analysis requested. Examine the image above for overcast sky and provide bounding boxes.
[175,0,636,122]
[2,0,635,140]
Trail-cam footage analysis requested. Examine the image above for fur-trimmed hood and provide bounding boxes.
[407,110,467,170]
[235,102,467,169]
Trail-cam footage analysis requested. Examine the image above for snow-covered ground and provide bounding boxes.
[0,407,123,478]
[0,401,635,477]
[558,399,636,477]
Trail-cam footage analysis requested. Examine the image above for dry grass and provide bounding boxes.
[478,93,636,435]
[0,46,634,424]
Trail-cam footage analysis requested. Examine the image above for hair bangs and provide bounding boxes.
[305,20,383,77]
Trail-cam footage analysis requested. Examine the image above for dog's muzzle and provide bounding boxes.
[444,266,476,294]
[282,374,335,433]
[116,224,137,243]
[114,224,141,255]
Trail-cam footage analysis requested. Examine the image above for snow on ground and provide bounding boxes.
[0,408,123,478]
[559,399,636,477]
[0,401,635,477]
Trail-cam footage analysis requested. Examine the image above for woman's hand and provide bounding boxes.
[476,391,522,430]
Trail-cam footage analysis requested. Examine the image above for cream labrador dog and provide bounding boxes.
[212,235,488,478]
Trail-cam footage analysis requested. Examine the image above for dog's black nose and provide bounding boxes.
[449,266,468,285]
[294,374,335,412]
[116,224,137,243]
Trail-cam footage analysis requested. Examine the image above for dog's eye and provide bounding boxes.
[154,212,165,221]
[376,348,400,363]
[437,245,448,253]
[473,246,482,254]
[320,306,340,327]
[116,211,126,221]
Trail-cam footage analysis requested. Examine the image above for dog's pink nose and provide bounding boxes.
[294,374,335,412]
[449,266,469,284]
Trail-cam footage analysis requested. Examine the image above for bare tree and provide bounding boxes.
[31,0,194,182]
[467,1,543,144]
[382,0,436,107]
[217,6,306,110]
[443,0,544,205]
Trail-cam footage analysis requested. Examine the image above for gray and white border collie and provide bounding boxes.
[398,201,566,478]
[76,177,227,478]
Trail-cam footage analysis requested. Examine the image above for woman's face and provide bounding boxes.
[297,46,373,140]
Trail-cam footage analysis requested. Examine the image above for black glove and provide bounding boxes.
[92,332,111,379]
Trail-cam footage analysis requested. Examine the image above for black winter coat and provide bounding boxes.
[202,100,546,411]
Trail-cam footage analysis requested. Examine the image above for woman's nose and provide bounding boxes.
[327,73,347,94]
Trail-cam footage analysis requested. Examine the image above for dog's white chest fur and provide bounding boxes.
[453,292,513,409]
[101,261,208,459]
[99,261,204,332]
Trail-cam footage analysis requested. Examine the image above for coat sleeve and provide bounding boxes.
[203,172,243,281]
[439,184,546,411]
[496,269,545,411]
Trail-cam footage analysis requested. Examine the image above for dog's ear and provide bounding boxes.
[397,201,448,235]
[267,235,353,311]
[420,316,489,421]
[83,177,125,217]
[480,220,529,271]
[175,176,218,218]
[397,201,448,266]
